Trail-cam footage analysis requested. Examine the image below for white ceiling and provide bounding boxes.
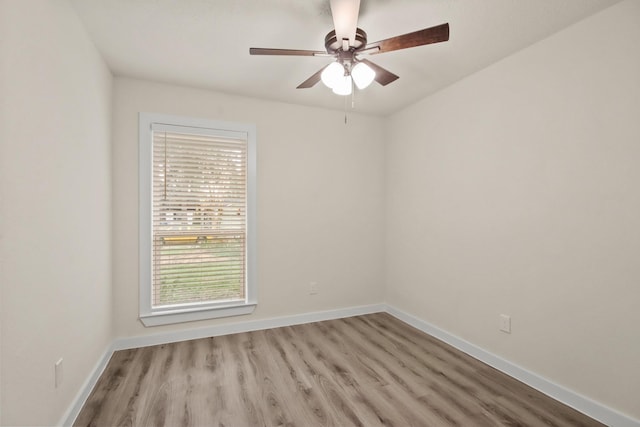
[71,0,620,116]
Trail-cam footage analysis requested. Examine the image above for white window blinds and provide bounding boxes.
[151,127,247,308]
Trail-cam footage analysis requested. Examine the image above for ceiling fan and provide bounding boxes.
[249,0,449,95]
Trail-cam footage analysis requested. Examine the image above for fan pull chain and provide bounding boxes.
[343,77,357,124]
[344,91,348,124]
[351,81,356,109]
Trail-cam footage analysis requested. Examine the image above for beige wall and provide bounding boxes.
[385,0,640,419]
[112,77,386,339]
[0,1,113,425]
[2,0,638,424]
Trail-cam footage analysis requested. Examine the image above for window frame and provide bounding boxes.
[138,112,257,327]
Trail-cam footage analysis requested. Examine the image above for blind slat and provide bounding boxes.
[152,130,247,307]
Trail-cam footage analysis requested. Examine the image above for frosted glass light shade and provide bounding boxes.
[321,62,345,89]
[332,75,352,96]
[351,62,375,89]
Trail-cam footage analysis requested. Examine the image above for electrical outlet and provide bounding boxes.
[309,281,319,295]
[55,358,64,388]
[499,314,511,334]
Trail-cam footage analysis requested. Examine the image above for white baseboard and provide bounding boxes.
[59,302,639,427]
[113,303,386,351]
[58,342,116,427]
[385,304,640,427]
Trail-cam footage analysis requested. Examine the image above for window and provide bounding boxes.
[139,113,256,326]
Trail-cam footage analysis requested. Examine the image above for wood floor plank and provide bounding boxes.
[359,314,582,426]
[74,313,605,427]
[262,327,341,426]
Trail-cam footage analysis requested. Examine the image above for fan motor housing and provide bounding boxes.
[325,28,367,53]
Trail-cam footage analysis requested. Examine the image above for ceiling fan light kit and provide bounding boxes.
[332,75,353,96]
[321,61,346,89]
[250,0,449,100]
[351,61,376,89]
[321,60,374,94]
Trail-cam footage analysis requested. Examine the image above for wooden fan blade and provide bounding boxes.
[366,23,449,55]
[296,65,329,89]
[358,59,399,86]
[250,48,327,56]
[330,0,360,47]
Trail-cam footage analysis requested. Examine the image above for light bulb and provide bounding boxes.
[332,75,352,96]
[321,62,345,89]
[351,62,376,90]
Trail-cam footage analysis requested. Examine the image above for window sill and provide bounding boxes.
[140,303,256,327]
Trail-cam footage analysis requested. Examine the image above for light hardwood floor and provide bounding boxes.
[74,313,604,426]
